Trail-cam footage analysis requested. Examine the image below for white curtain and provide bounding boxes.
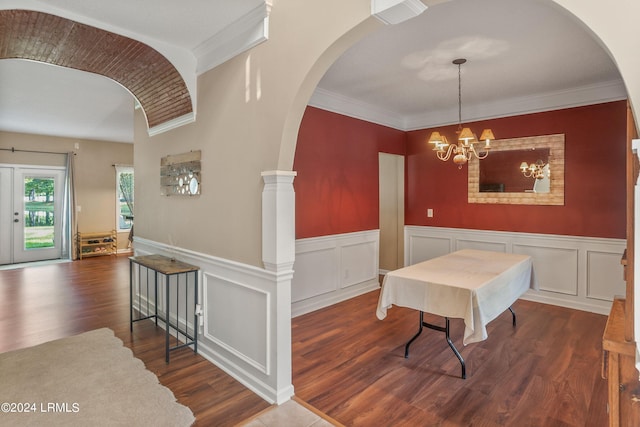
[62,152,77,260]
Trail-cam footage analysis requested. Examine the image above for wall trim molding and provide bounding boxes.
[309,79,627,131]
[193,2,269,75]
[404,226,626,315]
[133,236,293,404]
[292,230,380,317]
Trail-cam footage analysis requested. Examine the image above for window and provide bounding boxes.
[115,166,134,231]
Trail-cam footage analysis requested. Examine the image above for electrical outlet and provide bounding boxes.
[427,209,433,218]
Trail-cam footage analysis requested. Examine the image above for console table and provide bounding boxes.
[129,254,199,363]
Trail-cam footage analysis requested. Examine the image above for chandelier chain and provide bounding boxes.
[427,58,494,167]
[458,62,462,126]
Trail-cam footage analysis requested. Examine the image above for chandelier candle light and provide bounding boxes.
[520,159,548,179]
[429,58,494,168]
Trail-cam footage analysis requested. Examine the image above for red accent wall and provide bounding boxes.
[406,101,627,238]
[295,101,627,240]
[293,107,406,239]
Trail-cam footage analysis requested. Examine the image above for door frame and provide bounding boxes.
[378,153,405,273]
[0,164,67,265]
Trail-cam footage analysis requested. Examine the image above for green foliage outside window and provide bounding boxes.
[118,171,134,230]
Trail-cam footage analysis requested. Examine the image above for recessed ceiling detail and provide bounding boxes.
[0,9,193,130]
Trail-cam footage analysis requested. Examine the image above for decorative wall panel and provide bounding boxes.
[406,226,625,314]
[292,230,379,317]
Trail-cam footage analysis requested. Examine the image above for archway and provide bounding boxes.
[283,0,638,420]
[0,9,193,132]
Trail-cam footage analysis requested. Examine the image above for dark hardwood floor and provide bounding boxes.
[292,289,609,426]
[0,255,271,426]
[1,255,609,426]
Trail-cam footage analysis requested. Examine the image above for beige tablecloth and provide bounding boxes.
[376,249,537,345]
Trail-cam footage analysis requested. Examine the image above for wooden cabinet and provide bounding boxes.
[602,102,640,426]
[603,297,640,426]
[77,230,117,259]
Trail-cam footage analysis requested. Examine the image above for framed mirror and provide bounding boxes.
[468,134,564,205]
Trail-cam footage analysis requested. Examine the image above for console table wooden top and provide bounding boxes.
[129,254,199,275]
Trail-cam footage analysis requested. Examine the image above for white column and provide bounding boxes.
[261,170,296,403]
[262,170,297,272]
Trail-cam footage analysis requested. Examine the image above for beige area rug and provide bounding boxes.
[0,328,194,426]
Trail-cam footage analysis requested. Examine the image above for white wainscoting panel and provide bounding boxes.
[342,240,378,287]
[514,244,578,296]
[406,234,450,265]
[587,250,626,301]
[205,273,269,374]
[133,237,289,404]
[292,244,337,302]
[292,230,380,317]
[405,226,626,315]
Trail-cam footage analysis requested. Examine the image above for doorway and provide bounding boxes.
[378,153,405,273]
[0,166,66,265]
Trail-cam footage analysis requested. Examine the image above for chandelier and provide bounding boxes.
[428,58,494,168]
[520,159,548,179]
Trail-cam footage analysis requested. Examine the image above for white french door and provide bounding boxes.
[0,166,65,265]
[0,167,12,264]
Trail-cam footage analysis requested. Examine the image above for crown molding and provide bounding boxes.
[193,2,269,75]
[148,112,196,137]
[308,87,406,130]
[310,79,627,131]
[403,79,627,130]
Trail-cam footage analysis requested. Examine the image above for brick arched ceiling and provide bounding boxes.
[0,9,192,130]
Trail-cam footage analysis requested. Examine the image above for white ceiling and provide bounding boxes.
[0,0,626,143]
[0,0,266,143]
[313,0,625,130]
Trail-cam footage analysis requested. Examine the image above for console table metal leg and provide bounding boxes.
[165,273,170,363]
[154,275,158,326]
[129,259,133,332]
[194,272,198,354]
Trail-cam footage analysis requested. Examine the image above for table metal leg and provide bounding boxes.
[404,311,425,358]
[403,306,519,379]
[404,311,466,379]
[444,317,466,379]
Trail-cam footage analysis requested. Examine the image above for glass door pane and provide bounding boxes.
[13,169,64,263]
[23,176,56,249]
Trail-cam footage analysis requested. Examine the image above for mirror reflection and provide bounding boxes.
[479,148,550,193]
[468,134,564,206]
